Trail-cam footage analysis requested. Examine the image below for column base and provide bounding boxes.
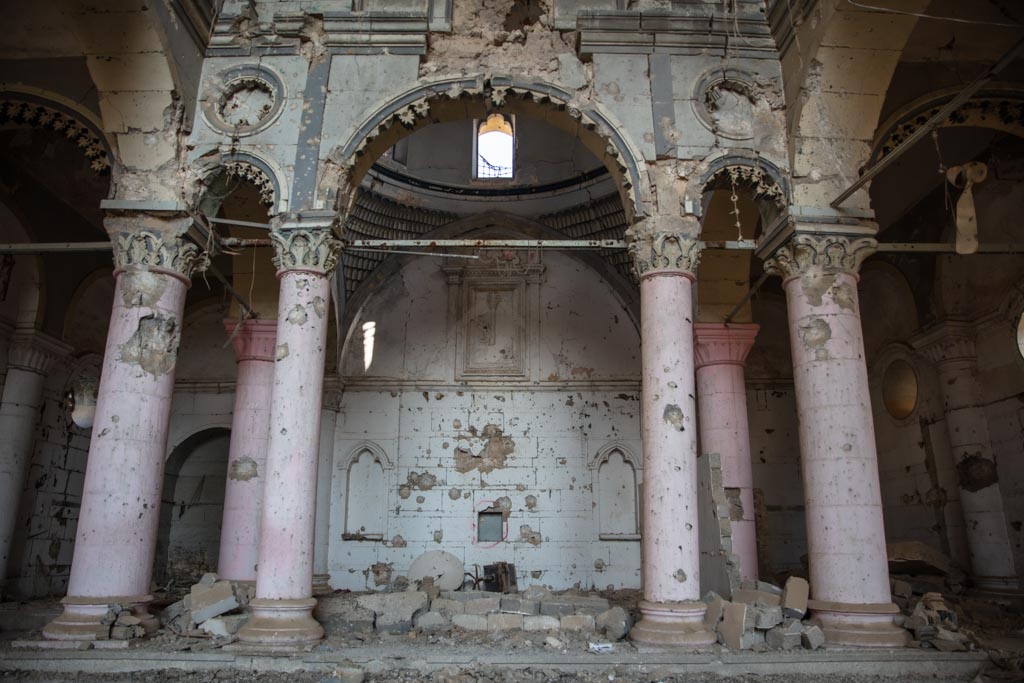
[311,574,333,596]
[629,600,716,647]
[43,595,157,641]
[970,575,1022,598]
[808,600,910,648]
[236,597,323,646]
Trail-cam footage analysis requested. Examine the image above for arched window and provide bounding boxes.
[343,447,387,540]
[475,113,514,179]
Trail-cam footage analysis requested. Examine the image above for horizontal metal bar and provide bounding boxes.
[207,216,273,230]
[343,239,628,249]
[876,243,1024,253]
[0,242,113,254]
[349,247,480,259]
[220,237,273,248]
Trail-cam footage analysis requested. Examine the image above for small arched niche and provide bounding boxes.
[591,444,641,540]
[341,443,390,541]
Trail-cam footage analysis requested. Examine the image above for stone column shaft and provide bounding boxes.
[0,333,67,588]
[312,400,338,595]
[694,323,759,582]
[238,223,341,646]
[626,219,715,647]
[44,223,207,640]
[765,231,908,647]
[217,319,277,582]
[915,322,1018,591]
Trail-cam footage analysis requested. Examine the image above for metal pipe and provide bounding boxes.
[831,36,1024,208]
[349,247,480,259]
[876,243,1024,253]
[221,237,273,248]
[723,271,770,324]
[0,242,113,254]
[343,239,628,249]
[207,216,273,230]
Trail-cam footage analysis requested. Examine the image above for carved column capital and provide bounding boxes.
[694,323,759,369]
[8,331,72,374]
[111,231,210,281]
[626,215,702,279]
[912,320,977,366]
[224,319,278,362]
[763,233,877,280]
[270,229,342,276]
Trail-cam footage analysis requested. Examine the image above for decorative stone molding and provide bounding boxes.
[225,161,276,210]
[270,229,342,276]
[0,96,111,173]
[693,323,759,369]
[912,320,978,366]
[763,234,877,280]
[699,162,788,211]
[626,219,701,279]
[112,231,210,280]
[224,319,278,362]
[7,331,71,374]
[200,65,286,138]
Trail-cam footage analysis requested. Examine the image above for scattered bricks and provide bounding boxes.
[560,614,596,632]
[430,598,465,615]
[936,626,969,644]
[109,625,144,640]
[440,590,501,602]
[732,589,781,608]
[200,614,247,637]
[890,578,913,599]
[197,572,218,587]
[451,614,488,631]
[114,614,141,627]
[781,577,809,619]
[596,606,631,641]
[414,611,449,632]
[741,629,767,650]
[315,597,375,632]
[524,615,560,631]
[766,625,800,650]
[159,599,187,626]
[740,580,783,596]
[488,613,524,630]
[523,586,551,600]
[801,624,825,650]
[464,597,501,615]
[905,603,930,631]
[703,592,726,630]
[754,605,784,630]
[356,592,429,634]
[718,602,748,650]
[559,596,611,614]
[914,624,938,642]
[500,597,539,615]
[190,581,239,624]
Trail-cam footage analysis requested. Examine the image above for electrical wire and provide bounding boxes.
[845,0,1022,29]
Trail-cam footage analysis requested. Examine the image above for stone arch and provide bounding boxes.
[588,441,642,472]
[870,86,1024,165]
[0,200,44,330]
[192,149,289,216]
[693,154,790,227]
[338,441,391,541]
[0,88,115,175]
[340,440,393,471]
[320,76,652,223]
[858,260,921,363]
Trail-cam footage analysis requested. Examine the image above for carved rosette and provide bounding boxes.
[270,229,342,276]
[112,231,210,280]
[628,231,701,279]
[764,234,877,280]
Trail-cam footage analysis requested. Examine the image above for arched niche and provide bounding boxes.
[590,443,641,540]
[339,442,391,541]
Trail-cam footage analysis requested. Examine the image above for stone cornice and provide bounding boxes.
[7,331,72,374]
[626,216,701,279]
[694,323,759,369]
[763,233,877,280]
[912,320,978,366]
[224,319,278,362]
[111,230,210,281]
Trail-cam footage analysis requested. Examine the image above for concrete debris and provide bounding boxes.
[801,624,825,650]
[356,591,429,633]
[158,576,251,641]
[595,606,631,641]
[904,592,970,650]
[190,580,240,624]
[704,583,831,651]
[781,576,809,619]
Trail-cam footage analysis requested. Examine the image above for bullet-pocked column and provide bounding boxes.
[237,223,340,646]
[764,231,908,647]
[915,322,1019,593]
[0,333,68,590]
[217,319,278,582]
[627,217,715,647]
[694,323,760,582]
[44,222,207,640]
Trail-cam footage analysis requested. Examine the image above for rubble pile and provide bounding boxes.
[96,606,146,641]
[901,591,972,652]
[704,577,825,651]
[159,572,252,642]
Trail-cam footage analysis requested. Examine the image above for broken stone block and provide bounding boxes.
[197,572,218,587]
[703,592,726,630]
[356,591,429,633]
[890,578,913,599]
[488,613,524,630]
[159,599,187,626]
[109,624,144,640]
[801,624,825,650]
[740,580,783,596]
[523,585,551,601]
[190,581,240,624]
[932,637,967,652]
[429,598,465,615]
[560,614,596,631]
[781,577,809,618]
[500,597,539,615]
[753,605,783,630]
[732,588,781,608]
[451,613,488,631]
[545,636,564,649]
[718,601,748,650]
[766,625,801,650]
[200,614,247,637]
[115,614,141,627]
[314,597,375,632]
[414,611,449,632]
[464,597,501,615]
[596,606,631,641]
[441,590,501,602]
[523,615,560,631]
[539,600,577,617]
[887,541,955,576]
[559,595,611,613]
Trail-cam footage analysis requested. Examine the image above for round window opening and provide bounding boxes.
[882,359,918,420]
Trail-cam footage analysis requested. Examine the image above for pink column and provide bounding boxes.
[0,333,68,590]
[765,231,908,647]
[915,322,1018,592]
[237,223,340,646]
[626,218,715,647]
[44,222,207,640]
[217,319,277,582]
[694,323,760,582]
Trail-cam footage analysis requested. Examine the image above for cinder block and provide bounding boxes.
[429,598,464,615]
[560,614,596,631]
[464,597,501,615]
[451,614,488,631]
[524,615,561,631]
[500,597,539,615]
[488,613,524,630]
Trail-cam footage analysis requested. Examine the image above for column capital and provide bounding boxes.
[104,208,210,282]
[269,213,342,276]
[693,323,759,369]
[625,215,701,279]
[224,319,278,362]
[757,216,877,280]
[8,330,72,374]
[912,320,977,366]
